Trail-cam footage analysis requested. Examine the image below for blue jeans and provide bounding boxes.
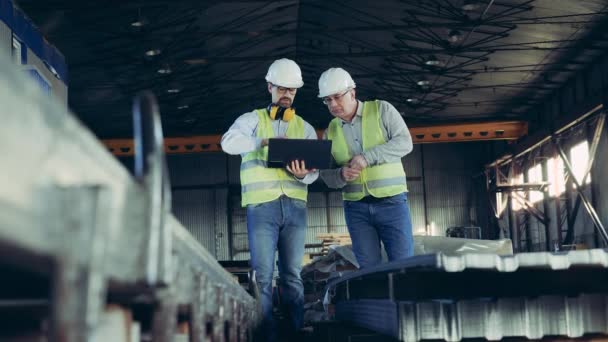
[344,192,414,269]
[247,195,306,338]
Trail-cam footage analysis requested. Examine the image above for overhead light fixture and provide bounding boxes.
[132,8,147,28]
[407,98,420,104]
[448,30,463,44]
[177,104,189,110]
[145,49,161,57]
[462,0,481,11]
[425,55,441,67]
[157,66,172,74]
[417,80,431,87]
[167,88,181,94]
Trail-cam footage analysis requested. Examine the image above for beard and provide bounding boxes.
[278,97,292,107]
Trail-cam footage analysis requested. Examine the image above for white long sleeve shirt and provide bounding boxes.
[221,110,320,184]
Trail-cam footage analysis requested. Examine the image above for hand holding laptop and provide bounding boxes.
[286,160,316,179]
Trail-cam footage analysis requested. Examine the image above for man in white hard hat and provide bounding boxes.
[318,67,414,269]
[221,58,318,340]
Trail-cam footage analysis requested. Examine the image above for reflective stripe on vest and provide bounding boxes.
[239,109,308,206]
[328,100,407,201]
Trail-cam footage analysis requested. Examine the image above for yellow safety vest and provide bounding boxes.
[240,109,308,206]
[327,100,407,201]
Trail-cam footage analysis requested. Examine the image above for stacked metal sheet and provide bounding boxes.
[398,294,608,341]
[327,250,608,341]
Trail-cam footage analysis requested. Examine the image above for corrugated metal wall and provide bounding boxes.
[327,192,348,234]
[167,153,234,259]
[595,55,608,245]
[160,142,491,260]
[420,143,489,236]
[172,188,230,258]
[306,193,327,254]
[168,153,229,186]
[595,120,608,245]
[231,194,249,261]
[403,145,426,234]
[214,188,231,260]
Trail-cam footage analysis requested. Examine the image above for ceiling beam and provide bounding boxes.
[102,120,528,156]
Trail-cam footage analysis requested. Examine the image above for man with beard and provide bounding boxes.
[221,58,318,341]
[318,67,414,269]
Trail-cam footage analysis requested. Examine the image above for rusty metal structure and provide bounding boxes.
[101,120,528,156]
[485,104,607,252]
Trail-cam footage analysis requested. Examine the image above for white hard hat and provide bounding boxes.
[317,67,356,98]
[265,58,304,88]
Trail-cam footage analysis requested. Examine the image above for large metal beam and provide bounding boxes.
[565,115,605,233]
[103,121,528,156]
[487,104,603,169]
[541,158,552,251]
[510,192,549,226]
[555,138,608,244]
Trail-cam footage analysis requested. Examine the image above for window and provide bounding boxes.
[527,163,544,203]
[11,36,22,65]
[545,140,591,197]
[547,157,565,197]
[496,192,505,216]
[569,140,591,187]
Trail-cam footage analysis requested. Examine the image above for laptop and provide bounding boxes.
[267,138,333,169]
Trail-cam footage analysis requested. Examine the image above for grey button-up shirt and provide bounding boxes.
[320,100,413,190]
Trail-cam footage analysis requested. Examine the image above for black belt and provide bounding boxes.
[358,195,386,203]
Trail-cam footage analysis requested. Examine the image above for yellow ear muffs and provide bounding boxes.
[269,105,295,122]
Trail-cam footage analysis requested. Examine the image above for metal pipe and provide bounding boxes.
[133,91,173,285]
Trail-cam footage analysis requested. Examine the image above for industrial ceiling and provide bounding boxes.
[15,0,608,138]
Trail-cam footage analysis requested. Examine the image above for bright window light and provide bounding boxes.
[569,140,591,187]
[496,192,505,216]
[527,163,544,203]
[547,157,566,197]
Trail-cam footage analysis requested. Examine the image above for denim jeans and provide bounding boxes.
[344,192,414,269]
[247,195,307,339]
